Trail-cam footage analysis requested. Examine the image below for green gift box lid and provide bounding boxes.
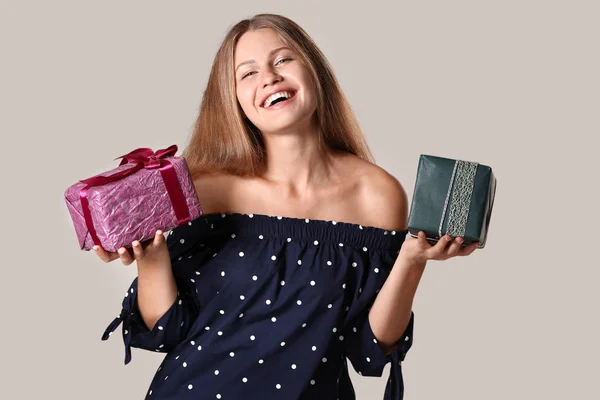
[407,154,497,249]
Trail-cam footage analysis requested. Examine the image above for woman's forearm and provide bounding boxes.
[136,261,178,331]
[369,256,427,354]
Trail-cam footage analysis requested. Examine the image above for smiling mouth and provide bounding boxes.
[261,91,297,108]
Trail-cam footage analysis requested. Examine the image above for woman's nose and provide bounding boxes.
[261,70,282,87]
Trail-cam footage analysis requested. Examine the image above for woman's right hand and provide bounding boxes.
[94,230,169,267]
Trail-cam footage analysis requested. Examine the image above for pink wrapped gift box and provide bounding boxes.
[64,144,202,253]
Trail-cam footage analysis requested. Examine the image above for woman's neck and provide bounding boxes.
[259,129,339,196]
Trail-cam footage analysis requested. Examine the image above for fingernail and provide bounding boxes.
[157,230,162,236]
[118,248,125,254]
[93,246,98,252]
[457,237,464,243]
[133,241,140,247]
[445,236,452,241]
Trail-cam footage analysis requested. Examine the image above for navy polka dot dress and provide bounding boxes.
[102,213,415,399]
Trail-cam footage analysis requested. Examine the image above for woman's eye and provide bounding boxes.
[241,58,292,79]
[276,58,292,65]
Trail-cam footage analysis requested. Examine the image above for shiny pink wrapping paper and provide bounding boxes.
[64,152,202,253]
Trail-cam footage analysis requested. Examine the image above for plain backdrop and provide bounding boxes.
[1,0,599,398]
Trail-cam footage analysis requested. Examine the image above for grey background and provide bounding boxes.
[2,0,599,398]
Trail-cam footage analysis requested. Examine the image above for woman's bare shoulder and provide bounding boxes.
[338,153,409,231]
[193,171,241,215]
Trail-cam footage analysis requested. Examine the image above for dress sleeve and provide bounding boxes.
[101,227,201,365]
[342,248,415,399]
[343,307,414,399]
[343,308,414,376]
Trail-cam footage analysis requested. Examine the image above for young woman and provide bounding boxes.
[97,13,478,400]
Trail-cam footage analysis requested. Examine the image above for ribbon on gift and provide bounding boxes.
[78,144,191,249]
[439,160,478,238]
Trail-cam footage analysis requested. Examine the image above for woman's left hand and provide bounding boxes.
[399,231,479,265]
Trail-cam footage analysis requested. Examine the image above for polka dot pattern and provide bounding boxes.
[102,213,413,399]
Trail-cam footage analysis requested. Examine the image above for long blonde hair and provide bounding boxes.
[182,13,374,179]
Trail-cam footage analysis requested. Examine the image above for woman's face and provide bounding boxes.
[234,28,317,134]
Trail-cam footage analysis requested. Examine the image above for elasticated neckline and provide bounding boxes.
[188,212,407,251]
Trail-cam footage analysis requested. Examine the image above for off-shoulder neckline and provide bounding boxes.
[201,212,409,235]
[176,212,407,252]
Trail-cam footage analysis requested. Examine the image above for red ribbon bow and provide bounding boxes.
[115,144,178,169]
[79,144,191,250]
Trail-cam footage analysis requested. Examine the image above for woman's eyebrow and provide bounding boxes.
[235,46,291,72]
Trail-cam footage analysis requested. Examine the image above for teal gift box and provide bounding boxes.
[407,155,497,249]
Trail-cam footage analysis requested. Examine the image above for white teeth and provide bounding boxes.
[263,91,293,108]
